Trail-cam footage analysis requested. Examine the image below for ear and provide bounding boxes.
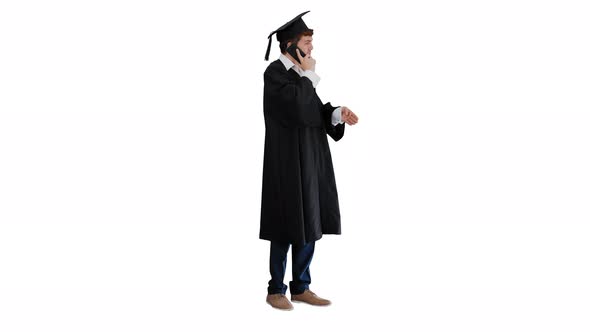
[286,41,292,48]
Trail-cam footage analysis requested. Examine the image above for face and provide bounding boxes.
[291,35,313,56]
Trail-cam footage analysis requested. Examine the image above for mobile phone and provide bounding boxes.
[286,43,306,64]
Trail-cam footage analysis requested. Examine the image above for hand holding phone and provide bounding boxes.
[286,43,306,63]
[286,44,315,71]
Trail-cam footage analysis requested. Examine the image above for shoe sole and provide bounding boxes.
[266,301,294,311]
[291,300,331,306]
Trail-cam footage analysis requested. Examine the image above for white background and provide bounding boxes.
[1,0,589,331]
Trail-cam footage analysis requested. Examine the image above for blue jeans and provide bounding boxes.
[267,241,315,295]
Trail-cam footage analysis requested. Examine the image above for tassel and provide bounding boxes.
[264,36,273,61]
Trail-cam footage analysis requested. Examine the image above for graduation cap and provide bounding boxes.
[265,11,312,61]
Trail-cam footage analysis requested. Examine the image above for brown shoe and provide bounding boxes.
[291,289,331,306]
[266,293,294,311]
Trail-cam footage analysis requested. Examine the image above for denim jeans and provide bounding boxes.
[267,240,315,295]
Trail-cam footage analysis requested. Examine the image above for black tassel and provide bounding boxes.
[264,36,273,61]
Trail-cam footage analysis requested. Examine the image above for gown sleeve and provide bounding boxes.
[263,64,323,128]
[320,102,345,142]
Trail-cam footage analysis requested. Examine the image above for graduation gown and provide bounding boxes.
[259,59,345,245]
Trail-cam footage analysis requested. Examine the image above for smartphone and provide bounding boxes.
[286,43,306,64]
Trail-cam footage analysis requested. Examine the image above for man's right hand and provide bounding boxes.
[297,48,316,72]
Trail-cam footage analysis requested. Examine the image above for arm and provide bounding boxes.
[321,102,345,141]
[331,107,344,126]
[263,65,323,128]
[301,70,320,88]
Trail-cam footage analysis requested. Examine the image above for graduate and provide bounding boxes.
[260,11,359,310]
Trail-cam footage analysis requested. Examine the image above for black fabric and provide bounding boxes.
[259,59,345,246]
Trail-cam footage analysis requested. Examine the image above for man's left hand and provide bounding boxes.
[341,107,358,125]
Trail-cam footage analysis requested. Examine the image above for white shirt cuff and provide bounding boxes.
[331,107,344,126]
[302,70,320,88]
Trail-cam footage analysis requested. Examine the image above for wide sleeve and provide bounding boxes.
[263,64,323,128]
[321,102,345,142]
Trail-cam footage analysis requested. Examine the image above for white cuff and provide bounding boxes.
[331,107,344,126]
[302,70,320,88]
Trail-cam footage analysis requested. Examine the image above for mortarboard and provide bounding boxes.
[265,11,312,61]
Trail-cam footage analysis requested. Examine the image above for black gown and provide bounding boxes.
[259,59,345,246]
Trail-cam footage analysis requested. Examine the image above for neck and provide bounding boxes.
[283,53,300,68]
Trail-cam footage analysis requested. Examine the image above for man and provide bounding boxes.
[260,11,359,311]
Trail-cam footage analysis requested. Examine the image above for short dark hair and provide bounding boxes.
[280,30,314,53]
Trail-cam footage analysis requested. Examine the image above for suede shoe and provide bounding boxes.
[291,289,331,306]
[266,294,294,311]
